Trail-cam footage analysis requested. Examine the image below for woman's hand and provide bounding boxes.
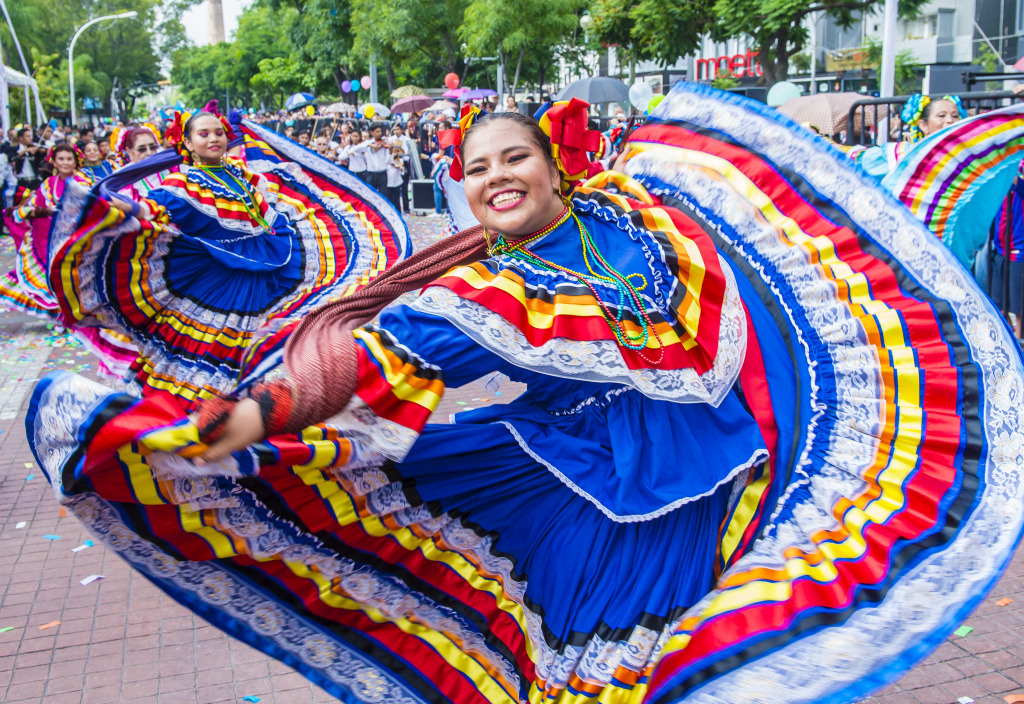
[195,398,265,464]
[109,197,153,220]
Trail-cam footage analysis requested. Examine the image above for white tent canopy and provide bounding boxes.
[1,64,47,136]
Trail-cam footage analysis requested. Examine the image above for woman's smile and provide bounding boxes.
[488,189,526,211]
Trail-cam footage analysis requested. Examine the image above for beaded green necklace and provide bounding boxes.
[194,163,277,235]
[492,207,665,364]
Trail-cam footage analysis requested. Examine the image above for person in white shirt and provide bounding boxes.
[385,144,406,211]
[362,123,390,193]
[342,133,368,175]
[389,124,421,212]
[0,152,16,208]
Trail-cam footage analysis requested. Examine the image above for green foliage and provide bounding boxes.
[894,50,922,95]
[711,71,741,90]
[165,0,590,111]
[861,36,883,66]
[588,0,712,77]
[251,57,306,104]
[1,0,170,121]
[460,0,583,95]
[977,41,1001,72]
[712,0,929,87]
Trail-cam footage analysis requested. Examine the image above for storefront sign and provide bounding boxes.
[825,49,874,72]
[696,51,763,80]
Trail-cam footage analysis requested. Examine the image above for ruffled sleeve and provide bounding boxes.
[256,303,507,461]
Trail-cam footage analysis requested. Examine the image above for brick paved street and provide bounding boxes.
[0,216,1023,703]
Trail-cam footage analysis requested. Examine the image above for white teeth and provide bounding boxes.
[491,191,525,207]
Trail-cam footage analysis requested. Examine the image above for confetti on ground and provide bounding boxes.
[79,575,104,586]
[242,697,262,703]
[15,522,25,529]
[71,540,94,553]
[958,697,976,704]
[1004,695,1024,704]
[997,598,1014,607]
[23,462,32,468]
[24,474,33,481]
[42,534,61,540]
[58,507,66,518]
[0,627,13,633]
[954,625,975,637]
[38,620,60,630]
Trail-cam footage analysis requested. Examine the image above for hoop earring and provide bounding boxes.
[559,192,574,211]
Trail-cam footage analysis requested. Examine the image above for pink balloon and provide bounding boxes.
[360,76,371,90]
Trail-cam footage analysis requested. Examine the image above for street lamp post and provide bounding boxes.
[69,11,137,126]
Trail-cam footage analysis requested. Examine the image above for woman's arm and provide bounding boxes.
[109,196,154,220]
[198,298,502,462]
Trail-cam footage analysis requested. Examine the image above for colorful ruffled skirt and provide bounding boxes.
[27,87,1024,704]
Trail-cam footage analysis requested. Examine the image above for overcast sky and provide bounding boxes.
[182,0,250,46]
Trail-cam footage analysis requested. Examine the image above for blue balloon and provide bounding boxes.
[285,119,295,126]
[48,118,58,128]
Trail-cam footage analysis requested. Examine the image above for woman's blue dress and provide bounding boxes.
[25,87,1024,704]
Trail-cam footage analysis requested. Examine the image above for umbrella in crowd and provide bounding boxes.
[284,92,317,110]
[426,99,458,112]
[391,95,434,114]
[359,102,392,118]
[391,85,426,99]
[777,92,874,135]
[443,87,469,99]
[461,88,498,101]
[323,101,356,115]
[555,77,629,104]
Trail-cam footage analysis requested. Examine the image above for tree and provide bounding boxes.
[351,0,468,85]
[712,0,928,87]
[461,0,583,98]
[587,0,713,82]
[1,0,167,121]
[894,50,922,95]
[284,0,359,96]
[251,57,306,105]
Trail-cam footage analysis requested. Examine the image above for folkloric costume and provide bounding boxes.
[109,123,174,199]
[28,85,1024,704]
[850,93,968,180]
[0,146,138,377]
[881,102,1024,267]
[0,146,91,317]
[46,109,410,403]
[79,159,114,185]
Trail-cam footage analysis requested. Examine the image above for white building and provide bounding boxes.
[570,0,1010,98]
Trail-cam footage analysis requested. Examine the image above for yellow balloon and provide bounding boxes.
[364,105,375,118]
[305,105,315,116]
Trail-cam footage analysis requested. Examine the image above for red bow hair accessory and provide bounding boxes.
[166,110,235,164]
[536,98,603,190]
[437,105,485,181]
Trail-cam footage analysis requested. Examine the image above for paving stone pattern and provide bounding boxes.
[1,219,1024,703]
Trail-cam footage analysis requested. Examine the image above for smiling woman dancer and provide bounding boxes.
[851,93,967,178]
[0,144,89,316]
[29,87,1024,704]
[45,108,408,401]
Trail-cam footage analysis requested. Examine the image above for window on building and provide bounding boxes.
[898,15,937,39]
